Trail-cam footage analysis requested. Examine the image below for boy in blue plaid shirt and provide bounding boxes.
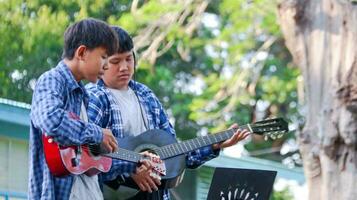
[86,26,250,200]
[29,18,121,200]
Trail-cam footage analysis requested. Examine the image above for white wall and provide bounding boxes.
[0,136,28,193]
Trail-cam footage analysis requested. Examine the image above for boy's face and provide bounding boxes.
[102,50,135,90]
[80,47,108,83]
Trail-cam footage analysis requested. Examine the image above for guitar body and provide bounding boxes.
[42,134,112,177]
[116,129,186,190]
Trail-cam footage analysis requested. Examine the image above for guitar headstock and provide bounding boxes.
[250,118,289,140]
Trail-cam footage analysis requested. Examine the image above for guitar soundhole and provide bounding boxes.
[135,144,159,155]
[88,144,102,156]
[137,148,158,157]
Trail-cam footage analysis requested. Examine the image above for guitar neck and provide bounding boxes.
[102,125,249,162]
[96,118,287,162]
[157,124,251,160]
[104,148,143,163]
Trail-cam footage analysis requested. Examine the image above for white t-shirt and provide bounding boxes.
[109,87,148,136]
[69,103,103,200]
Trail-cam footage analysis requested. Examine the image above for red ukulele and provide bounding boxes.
[42,134,165,177]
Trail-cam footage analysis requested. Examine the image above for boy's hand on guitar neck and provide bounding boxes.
[131,152,162,193]
[101,129,118,153]
[212,124,250,150]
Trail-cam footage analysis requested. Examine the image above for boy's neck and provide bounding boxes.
[63,59,83,82]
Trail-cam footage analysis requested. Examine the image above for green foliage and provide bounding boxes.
[271,187,294,200]
[0,0,131,102]
[186,0,300,135]
[0,0,301,153]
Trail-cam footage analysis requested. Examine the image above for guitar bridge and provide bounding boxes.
[71,158,79,167]
[71,146,82,167]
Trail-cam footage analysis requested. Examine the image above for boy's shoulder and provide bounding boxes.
[36,65,64,86]
[85,82,108,97]
[131,81,162,104]
[85,82,113,108]
[130,81,153,94]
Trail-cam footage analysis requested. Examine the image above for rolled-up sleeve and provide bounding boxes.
[31,75,102,145]
[186,145,220,169]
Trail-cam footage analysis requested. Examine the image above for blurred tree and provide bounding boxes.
[0,0,133,102]
[278,0,357,199]
[0,0,301,160]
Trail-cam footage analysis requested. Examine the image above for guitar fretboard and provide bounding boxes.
[156,124,250,160]
[98,118,288,163]
[102,125,249,162]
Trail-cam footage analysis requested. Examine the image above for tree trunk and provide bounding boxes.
[277,0,357,199]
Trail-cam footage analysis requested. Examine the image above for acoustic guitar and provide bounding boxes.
[105,118,288,196]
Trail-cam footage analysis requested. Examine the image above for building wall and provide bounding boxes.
[0,136,28,193]
[0,99,30,199]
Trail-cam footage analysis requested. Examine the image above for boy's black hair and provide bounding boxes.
[62,18,118,59]
[110,26,134,53]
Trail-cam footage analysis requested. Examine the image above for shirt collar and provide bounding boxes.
[57,60,85,92]
[97,79,136,90]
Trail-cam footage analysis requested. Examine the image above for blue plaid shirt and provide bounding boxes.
[28,61,104,200]
[86,79,220,200]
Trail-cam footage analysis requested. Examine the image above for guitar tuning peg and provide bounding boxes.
[277,132,284,138]
[270,134,276,140]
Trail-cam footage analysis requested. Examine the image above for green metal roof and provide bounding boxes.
[0,98,30,140]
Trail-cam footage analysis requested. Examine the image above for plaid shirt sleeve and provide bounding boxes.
[87,88,107,127]
[150,89,220,169]
[86,86,137,181]
[31,74,103,146]
[185,146,220,168]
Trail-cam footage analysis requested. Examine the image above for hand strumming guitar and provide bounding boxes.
[101,128,118,153]
[131,152,162,193]
[212,124,250,150]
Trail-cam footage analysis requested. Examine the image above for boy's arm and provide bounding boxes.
[187,126,250,168]
[185,146,220,169]
[155,95,220,169]
[31,75,102,146]
[87,90,107,128]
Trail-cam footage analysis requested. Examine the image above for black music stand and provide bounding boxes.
[207,168,277,200]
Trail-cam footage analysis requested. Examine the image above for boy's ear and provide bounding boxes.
[75,45,87,61]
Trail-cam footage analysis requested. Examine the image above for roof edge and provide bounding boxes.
[0,98,31,110]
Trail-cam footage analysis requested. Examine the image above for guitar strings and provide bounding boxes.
[67,122,283,158]
[81,145,142,159]
[79,126,242,156]
[77,126,244,157]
